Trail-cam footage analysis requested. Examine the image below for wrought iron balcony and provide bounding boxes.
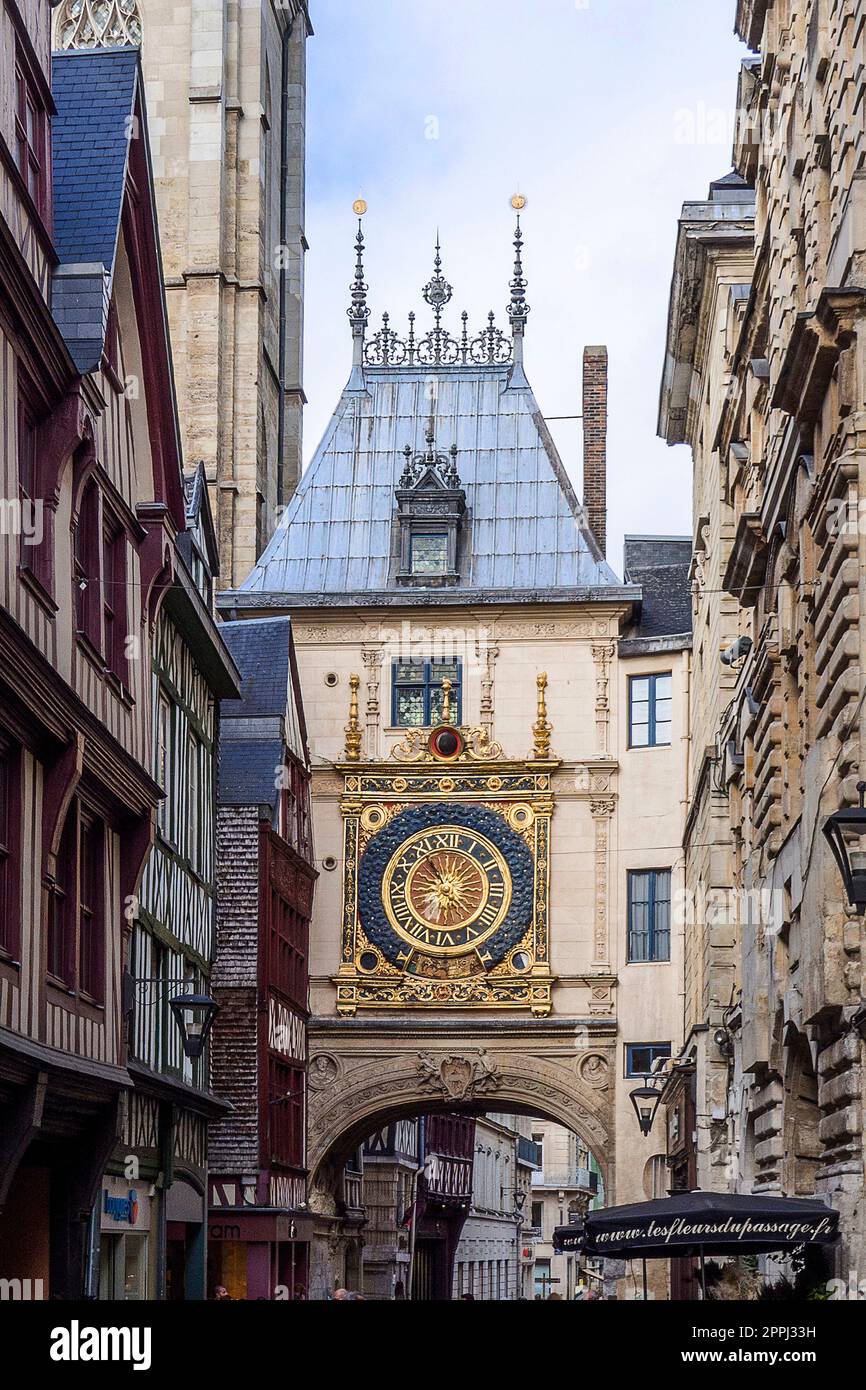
[516,1136,543,1169]
[531,1168,598,1194]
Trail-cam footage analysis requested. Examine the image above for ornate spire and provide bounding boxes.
[507,216,530,336]
[440,678,454,726]
[344,674,363,762]
[398,422,462,490]
[347,209,370,362]
[507,196,530,365]
[532,672,553,760]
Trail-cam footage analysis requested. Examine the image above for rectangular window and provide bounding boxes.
[392,658,462,727]
[102,519,128,683]
[79,815,104,1001]
[0,741,20,956]
[47,802,106,997]
[14,47,48,216]
[48,812,76,984]
[187,733,200,871]
[627,868,671,962]
[625,1042,672,1078]
[410,533,448,575]
[156,693,171,838]
[531,1200,543,1232]
[270,887,308,1011]
[629,672,672,748]
[74,481,101,647]
[268,1056,304,1168]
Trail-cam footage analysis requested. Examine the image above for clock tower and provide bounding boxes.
[220,208,690,1299]
[337,693,556,1014]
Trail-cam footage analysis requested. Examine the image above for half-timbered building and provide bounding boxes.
[208,617,316,1300]
[111,461,239,1301]
[0,12,189,1298]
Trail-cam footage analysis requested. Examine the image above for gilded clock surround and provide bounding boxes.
[335,749,557,1015]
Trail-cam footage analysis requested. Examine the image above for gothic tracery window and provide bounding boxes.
[55,0,142,50]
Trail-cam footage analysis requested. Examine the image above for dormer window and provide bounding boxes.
[395,426,465,586]
[410,532,448,576]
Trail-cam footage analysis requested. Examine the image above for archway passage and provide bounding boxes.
[305,1020,616,1301]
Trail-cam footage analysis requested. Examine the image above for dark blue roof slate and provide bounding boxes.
[218,618,306,808]
[623,536,693,640]
[220,619,292,719]
[51,48,138,270]
[50,48,139,370]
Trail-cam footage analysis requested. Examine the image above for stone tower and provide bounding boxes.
[54,0,312,587]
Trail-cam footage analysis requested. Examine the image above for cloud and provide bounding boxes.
[303,0,747,571]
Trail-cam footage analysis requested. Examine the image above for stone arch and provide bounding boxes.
[307,1040,615,1202]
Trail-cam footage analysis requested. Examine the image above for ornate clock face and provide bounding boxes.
[383,825,512,955]
[357,802,535,974]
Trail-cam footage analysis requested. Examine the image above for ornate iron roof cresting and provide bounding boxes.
[349,200,530,370]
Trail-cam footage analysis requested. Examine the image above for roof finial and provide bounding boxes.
[348,201,370,364]
[422,234,454,360]
[507,194,530,354]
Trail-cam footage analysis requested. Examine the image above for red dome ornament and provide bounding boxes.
[428,725,464,761]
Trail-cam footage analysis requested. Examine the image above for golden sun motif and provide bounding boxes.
[408,852,485,928]
[381,825,512,957]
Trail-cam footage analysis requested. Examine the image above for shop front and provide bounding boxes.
[98,1177,153,1300]
[207,1209,313,1300]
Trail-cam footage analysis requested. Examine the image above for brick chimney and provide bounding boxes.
[582,345,608,557]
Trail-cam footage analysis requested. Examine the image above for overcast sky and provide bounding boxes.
[302,0,748,577]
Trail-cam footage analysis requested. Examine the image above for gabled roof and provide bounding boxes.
[218,618,308,812]
[51,47,138,371]
[239,364,623,603]
[184,462,220,577]
[50,45,186,527]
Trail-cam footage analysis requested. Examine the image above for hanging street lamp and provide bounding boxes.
[823,781,866,913]
[169,991,219,1060]
[629,1075,665,1138]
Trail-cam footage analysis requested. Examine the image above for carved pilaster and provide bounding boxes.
[475,637,499,737]
[591,798,615,966]
[361,646,384,760]
[591,642,616,756]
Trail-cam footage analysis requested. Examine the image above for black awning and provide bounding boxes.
[561,1191,839,1260]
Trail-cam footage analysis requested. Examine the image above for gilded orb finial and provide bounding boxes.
[441,677,454,726]
[344,674,363,762]
[532,671,553,760]
[353,198,368,217]
[510,192,527,212]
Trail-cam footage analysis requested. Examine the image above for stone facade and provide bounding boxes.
[660,0,866,1283]
[452,1114,533,1300]
[54,0,312,587]
[658,173,756,1203]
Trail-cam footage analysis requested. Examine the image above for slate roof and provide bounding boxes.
[622,536,693,643]
[239,364,625,603]
[50,47,139,372]
[218,618,306,809]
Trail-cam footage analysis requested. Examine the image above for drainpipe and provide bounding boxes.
[276,13,294,513]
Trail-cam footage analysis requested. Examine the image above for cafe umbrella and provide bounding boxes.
[554,1191,839,1299]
